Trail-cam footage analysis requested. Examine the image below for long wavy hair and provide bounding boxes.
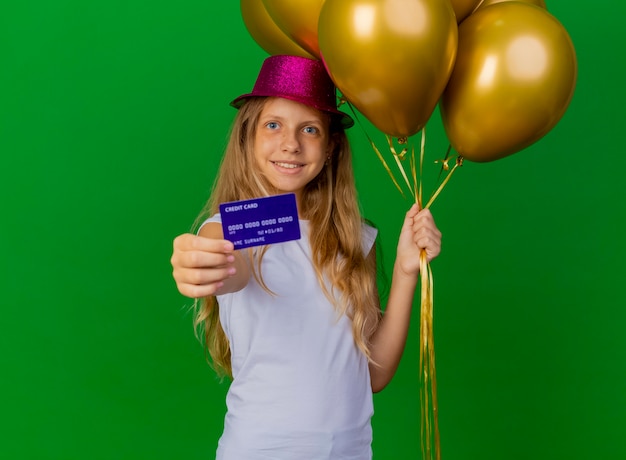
[194,97,380,378]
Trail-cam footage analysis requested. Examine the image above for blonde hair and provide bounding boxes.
[194,97,380,378]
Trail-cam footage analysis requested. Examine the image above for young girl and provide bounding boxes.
[171,55,442,460]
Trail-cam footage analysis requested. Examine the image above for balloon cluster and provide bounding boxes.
[241,0,577,163]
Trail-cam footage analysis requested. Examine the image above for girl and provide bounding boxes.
[171,55,442,460]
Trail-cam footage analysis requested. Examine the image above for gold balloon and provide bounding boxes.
[319,0,457,138]
[440,3,577,162]
[262,0,326,58]
[449,0,482,23]
[240,0,314,58]
[474,0,547,12]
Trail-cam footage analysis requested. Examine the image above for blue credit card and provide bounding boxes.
[219,193,301,250]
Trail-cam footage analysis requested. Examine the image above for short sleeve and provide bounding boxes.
[361,222,378,256]
[197,213,221,235]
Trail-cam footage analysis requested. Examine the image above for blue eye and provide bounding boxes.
[303,126,318,134]
[266,122,279,129]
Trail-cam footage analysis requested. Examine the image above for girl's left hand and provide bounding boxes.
[396,203,442,277]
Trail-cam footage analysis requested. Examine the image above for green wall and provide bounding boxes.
[1,1,624,458]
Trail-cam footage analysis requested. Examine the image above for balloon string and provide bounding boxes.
[369,139,406,198]
[419,250,440,460]
[418,147,460,460]
[425,155,463,210]
[342,96,460,460]
[436,144,452,184]
[408,127,426,207]
[342,98,407,198]
[387,135,413,198]
[342,95,462,207]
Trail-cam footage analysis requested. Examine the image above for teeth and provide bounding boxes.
[274,162,302,169]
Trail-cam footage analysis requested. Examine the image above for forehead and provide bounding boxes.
[260,97,328,122]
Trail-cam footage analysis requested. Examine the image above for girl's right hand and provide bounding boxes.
[170,232,238,299]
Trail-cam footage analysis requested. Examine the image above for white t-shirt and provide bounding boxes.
[204,215,378,460]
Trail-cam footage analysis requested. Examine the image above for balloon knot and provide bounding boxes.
[436,155,464,171]
[435,158,451,171]
[397,137,408,144]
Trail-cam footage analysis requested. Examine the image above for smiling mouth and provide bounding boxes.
[272,161,304,169]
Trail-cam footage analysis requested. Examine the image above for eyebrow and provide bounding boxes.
[261,113,324,123]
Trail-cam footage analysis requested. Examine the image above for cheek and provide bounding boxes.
[254,131,280,153]
[252,134,270,164]
[313,150,328,175]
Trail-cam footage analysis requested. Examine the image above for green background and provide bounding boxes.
[1,1,624,459]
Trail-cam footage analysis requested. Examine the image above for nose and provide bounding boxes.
[281,130,300,153]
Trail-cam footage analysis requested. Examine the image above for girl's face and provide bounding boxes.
[253,97,332,206]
